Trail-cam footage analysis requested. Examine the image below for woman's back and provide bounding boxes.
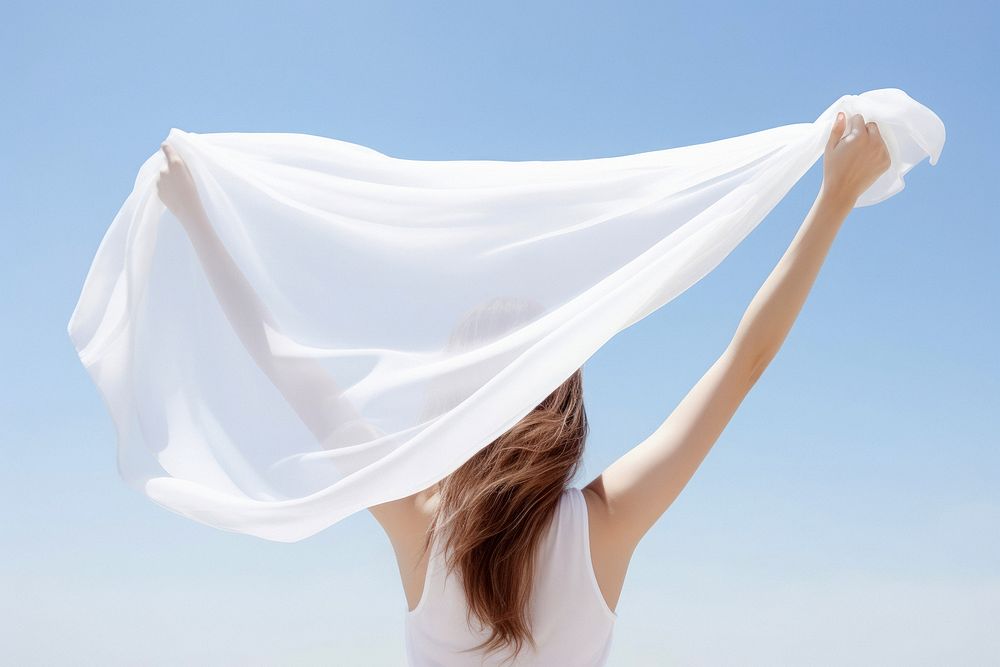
[404,486,617,666]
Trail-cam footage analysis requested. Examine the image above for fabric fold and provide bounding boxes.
[67,88,944,542]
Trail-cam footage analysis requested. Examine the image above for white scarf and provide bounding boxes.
[67,88,944,541]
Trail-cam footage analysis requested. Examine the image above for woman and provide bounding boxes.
[156,110,890,666]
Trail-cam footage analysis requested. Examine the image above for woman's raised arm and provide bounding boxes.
[583,111,892,561]
[156,144,378,447]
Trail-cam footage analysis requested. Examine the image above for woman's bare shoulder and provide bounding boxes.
[369,484,439,550]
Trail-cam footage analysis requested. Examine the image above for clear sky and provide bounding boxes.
[3,1,997,664]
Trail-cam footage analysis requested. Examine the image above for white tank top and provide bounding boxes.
[404,486,617,666]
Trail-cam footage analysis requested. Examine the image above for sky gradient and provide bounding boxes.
[3,1,997,664]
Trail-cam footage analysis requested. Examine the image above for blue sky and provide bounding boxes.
[3,1,997,664]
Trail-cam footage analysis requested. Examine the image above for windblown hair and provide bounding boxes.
[421,366,589,664]
[414,296,590,663]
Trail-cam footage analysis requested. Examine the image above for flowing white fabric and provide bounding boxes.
[67,88,944,542]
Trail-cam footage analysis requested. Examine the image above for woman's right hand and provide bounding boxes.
[156,142,204,225]
[821,111,892,207]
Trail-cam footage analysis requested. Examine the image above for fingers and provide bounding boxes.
[160,141,186,174]
[160,142,183,167]
[826,111,846,151]
[867,121,891,170]
[848,113,866,138]
[836,113,882,143]
[826,111,872,150]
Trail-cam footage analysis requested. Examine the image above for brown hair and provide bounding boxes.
[420,366,588,664]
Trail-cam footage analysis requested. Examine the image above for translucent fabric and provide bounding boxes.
[67,88,944,542]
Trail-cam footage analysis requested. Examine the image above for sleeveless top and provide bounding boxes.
[404,486,617,666]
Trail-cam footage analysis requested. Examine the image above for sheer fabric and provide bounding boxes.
[67,88,944,542]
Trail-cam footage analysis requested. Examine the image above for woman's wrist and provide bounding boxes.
[816,182,858,217]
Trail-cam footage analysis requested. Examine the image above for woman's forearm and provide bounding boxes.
[728,187,855,370]
[176,197,373,444]
[727,111,893,375]
[179,201,277,361]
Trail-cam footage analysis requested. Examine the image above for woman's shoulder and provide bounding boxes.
[370,484,439,560]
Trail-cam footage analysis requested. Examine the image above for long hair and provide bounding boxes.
[418,297,589,664]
